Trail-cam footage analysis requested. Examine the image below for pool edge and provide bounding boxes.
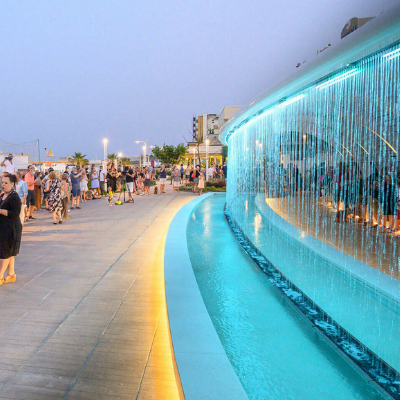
[164,192,248,400]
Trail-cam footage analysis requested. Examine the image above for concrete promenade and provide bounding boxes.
[0,185,194,399]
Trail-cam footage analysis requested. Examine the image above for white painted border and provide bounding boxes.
[164,193,248,400]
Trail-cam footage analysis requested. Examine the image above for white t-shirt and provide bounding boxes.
[99,170,106,182]
[4,160,15,174]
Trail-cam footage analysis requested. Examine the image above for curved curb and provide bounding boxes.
[164,193,248,400]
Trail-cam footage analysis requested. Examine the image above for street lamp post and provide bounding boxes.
[206,139,209,181]
[118,152,122,169]
[103,139,108,162]
[135,140,147,167]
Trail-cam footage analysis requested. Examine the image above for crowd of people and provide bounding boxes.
[269,161,400,235]
[0,152,228,286]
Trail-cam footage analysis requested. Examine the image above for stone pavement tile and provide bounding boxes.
[87,350,149,366]
[141,375,178,389]
[79,368,143,386]
[70,377,140,398]
[64,315,115,328]
[36,341,95,353]
[94,337,154,350]
[66,390,131,400]
[142,365,176,380]
[0,384,65,399]
[0,360,26,372]
[83,357,147,375]
[34,349,91,365]
[21,364,83,379]
[0,370,17,384]
[10,371,74,391]
[79,364,144,381]
[136,385,181,400]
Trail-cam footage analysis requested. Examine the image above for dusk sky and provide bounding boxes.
[0,0,398,159]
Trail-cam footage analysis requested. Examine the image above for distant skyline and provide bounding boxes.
[0,0,398,159]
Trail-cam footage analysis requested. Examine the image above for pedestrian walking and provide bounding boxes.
[46,171,63,224]
[60,173,71,220]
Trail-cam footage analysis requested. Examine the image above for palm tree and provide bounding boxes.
[107,153,118,163]
[121,157,131,166]
[69,152,88,167]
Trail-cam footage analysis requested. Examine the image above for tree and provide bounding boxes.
[121,157,131,166]
[107,153,118,163]
[152,144,188,166]
[221,145,228,162]
[69,152,88,167]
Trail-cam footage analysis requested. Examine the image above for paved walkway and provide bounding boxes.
[0,184,195,399]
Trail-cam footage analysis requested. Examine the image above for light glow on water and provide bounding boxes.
[187,195,387,400]
[316,68,359,90]
[382,48,400,60]
[223,38,400,396]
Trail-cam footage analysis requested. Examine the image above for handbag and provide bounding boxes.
[191,172,196,178]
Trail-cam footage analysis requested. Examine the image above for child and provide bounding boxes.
[108,187,114,206]
[198,171,205,196]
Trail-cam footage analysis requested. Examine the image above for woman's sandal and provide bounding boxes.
[0,277,4,286]
[4,274,16,283]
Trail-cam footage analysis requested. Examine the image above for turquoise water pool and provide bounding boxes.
[187,194,386,400]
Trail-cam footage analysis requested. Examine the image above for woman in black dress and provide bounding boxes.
[0,173,22,285]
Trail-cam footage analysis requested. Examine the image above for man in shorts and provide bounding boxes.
[70,167,84,209]
[125,165,134,201]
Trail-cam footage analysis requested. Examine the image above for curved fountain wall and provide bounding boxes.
[220,3,400,397]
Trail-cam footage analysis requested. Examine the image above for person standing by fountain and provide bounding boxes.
[335,162,349,223]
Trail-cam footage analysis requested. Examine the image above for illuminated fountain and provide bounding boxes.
[220,5,400,398]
